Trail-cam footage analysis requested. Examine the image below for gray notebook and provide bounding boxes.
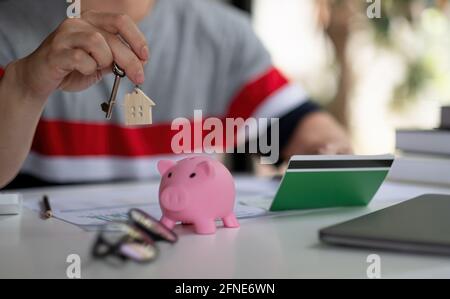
[320,194,450,255]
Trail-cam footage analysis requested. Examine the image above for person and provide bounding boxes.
[0,0,352,189]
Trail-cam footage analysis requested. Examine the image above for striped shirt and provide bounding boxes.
[0,0,310,184]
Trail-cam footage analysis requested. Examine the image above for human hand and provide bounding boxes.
[282,111,353,158]
[13,11,149,101]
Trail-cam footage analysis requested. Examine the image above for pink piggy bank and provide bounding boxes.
[157,156,240,235]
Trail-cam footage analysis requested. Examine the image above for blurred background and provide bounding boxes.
[227,0,450,155]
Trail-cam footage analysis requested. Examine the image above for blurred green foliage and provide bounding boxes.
[367,0,450,109]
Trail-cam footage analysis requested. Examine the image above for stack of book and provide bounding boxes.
[442,106,450,129]
[389,106,450,186]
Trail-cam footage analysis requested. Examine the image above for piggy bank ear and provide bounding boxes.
[195,161,215,178]
[157,160,176,176]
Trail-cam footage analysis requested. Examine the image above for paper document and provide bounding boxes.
[22,176,276,231]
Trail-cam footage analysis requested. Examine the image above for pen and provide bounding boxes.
[43,195,53,219]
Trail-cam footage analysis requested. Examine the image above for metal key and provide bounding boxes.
[101,63,126,119]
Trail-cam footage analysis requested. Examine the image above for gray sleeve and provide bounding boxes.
[201,3,275,117]
[0,29,16,68]
[232,11,272,84]
[216,5,310,120]
[0,1,20,68]
[0,0,64,68]
[226,10,273,95]
[194,0,273,83]
[188,0,275,116]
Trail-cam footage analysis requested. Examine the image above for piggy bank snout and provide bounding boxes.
[160,187,188,212]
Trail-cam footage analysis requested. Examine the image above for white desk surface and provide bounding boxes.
[1,179,450,279]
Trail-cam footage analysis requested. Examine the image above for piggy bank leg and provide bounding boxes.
[193,220,217,235]
[160,216,176,230]
[222,214,240,228]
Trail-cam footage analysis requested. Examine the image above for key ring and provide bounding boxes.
[112,63,126,78]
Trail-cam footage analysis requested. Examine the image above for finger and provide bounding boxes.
[104,32,145,84]
[339,145,354,155]
[318,144,339,155]
[62,31,114,70]
[52,48,99,76]
[59,71,103,92]
[59,66,114,92]
[82,11,149,61]
[99,66,113,77]
[319,143,353,155]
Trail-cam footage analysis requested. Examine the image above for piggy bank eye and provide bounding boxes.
[168,172,173,178]
[189,173,196,178]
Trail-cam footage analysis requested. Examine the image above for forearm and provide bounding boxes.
[0,60,47,188]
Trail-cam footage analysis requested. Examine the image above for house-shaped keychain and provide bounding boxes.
[124,87,156,126]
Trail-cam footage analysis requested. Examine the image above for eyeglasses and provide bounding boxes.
[92,209,178,264]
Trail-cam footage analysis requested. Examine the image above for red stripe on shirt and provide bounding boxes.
[31,67,289,157]
[226,67,289,119]
[0,67,5,78]
[31,119,223,157]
